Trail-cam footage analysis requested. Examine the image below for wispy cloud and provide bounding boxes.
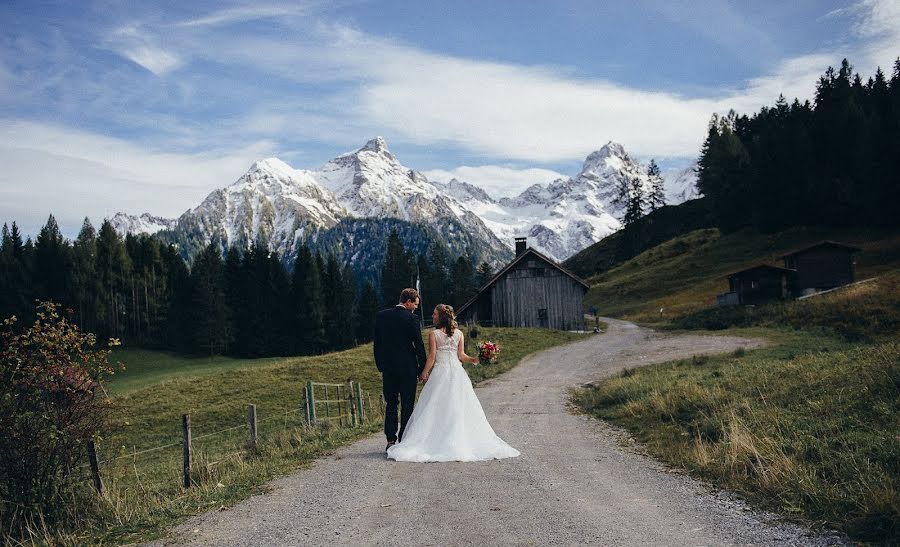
[107,25,182,75]
[173,5,307,28]
[0,121,275,235]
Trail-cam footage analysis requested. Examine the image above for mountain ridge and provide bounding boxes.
[112,139,699,265]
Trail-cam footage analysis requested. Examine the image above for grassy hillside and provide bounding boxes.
[573,330,898,543]
[572,225,900,543]
[27,327,582,545]
[562,198,714,279]
[583,225,900,324]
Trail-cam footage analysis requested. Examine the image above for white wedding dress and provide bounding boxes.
[387,328,520,462]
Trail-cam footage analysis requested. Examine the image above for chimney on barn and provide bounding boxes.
[515,237,527,256]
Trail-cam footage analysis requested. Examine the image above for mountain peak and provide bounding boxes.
[249,157,296,178]
[360,136,389,154]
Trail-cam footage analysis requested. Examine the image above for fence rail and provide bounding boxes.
[83,378,383,495]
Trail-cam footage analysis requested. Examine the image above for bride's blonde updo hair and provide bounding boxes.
[434,304,458,336]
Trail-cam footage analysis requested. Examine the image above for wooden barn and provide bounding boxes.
[719,264,796,306]
[456,238,589,330]
[781,241,861,296]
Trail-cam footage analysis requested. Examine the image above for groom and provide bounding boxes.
[373,288,427,452]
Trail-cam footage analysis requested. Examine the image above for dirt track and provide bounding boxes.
[154,318,845,546]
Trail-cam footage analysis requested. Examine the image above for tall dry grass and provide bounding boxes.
[573,334,899,543]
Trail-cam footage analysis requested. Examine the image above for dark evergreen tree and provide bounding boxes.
[380,230,413,306]
[0,222,30,321]
[34,215,71,307]
[70,218,100,333]
[96,220,131,339]
[449,256,476,309]
[338,263,357,348]
[322,254,343,349]
[646,160,666,212]
[623,176,646,226]
[188,244,231,355]
[355,280,378,344]
[475,261,493,288]
[290,245,324,355]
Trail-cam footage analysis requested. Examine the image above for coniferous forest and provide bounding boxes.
[0,217,483,357]
[698,59,900,232]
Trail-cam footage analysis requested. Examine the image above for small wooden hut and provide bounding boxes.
[780,241,861,295]
[456,238,589,330]
[721,264,796,305]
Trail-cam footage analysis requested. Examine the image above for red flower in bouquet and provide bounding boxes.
[476,340,500,365]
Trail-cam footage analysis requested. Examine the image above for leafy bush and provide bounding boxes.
[0,302,119,534]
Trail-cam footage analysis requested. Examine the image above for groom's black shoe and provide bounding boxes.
[385,441,396,453]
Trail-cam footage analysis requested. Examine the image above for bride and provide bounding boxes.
[387,304,520,462]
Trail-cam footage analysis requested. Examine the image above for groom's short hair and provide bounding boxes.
[399,288,420,303]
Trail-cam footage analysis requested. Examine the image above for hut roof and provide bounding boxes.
[456,247,589,318]
[725,263,796,278]
[779,240,862,259]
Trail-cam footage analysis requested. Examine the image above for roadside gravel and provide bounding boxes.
[153,318,846,546]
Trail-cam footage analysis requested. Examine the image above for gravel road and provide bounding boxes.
[154,318,846,546]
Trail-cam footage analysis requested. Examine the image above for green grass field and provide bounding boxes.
[572,225,900,543]
[33,327,583,545]
[106,349,284,395]
[573,329,899,543]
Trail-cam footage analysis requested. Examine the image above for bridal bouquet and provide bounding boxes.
[476,341,500,365]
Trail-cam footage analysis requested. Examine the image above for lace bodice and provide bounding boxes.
[434,328,461,353]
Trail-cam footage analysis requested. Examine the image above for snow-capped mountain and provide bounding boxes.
[432,141,697,261]
[174,157,347,256]
[111,212,176,236]
[664,161,701,204]
[114,137,699,267]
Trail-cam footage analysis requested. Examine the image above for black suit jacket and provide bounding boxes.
[373,306,427,376]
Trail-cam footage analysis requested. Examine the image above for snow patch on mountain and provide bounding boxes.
[111,212,176,236]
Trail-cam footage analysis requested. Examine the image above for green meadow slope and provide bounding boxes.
[572,225,900,543]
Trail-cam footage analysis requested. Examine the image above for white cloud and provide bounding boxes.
[424,165,567,199]
[0,121,274,236]
[174,5,306,28]
[107,26,182,75]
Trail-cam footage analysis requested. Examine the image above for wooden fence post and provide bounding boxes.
[324,385,330,421]
[347,381,357,426]
[307,381,316,425]
[248,404,258,452]
[356,382,365,424]
[182,413,192,488]
[86,439,104,496]
[303,385,311,427]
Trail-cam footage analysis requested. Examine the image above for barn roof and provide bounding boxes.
[456,247,590,318]
[779,240,862,259]
[725,263,796,278]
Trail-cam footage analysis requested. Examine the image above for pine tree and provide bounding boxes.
[449,256,476,309]
[355,281,378,343]
[71,218,100,332]
[424,242,451,306]
[34,215,71,306]
[476,261,493,288]
[380,230,412,306]
[646,160,666,212]
[623,176,646,226]
[96,220,131,339]
[322,254,343,350]
[291,245,324,355]
[189,244,231,355]
[338,263,357,348]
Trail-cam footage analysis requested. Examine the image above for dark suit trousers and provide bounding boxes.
[382,371,416,442]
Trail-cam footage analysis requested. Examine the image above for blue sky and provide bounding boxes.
[1,0,897,237]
